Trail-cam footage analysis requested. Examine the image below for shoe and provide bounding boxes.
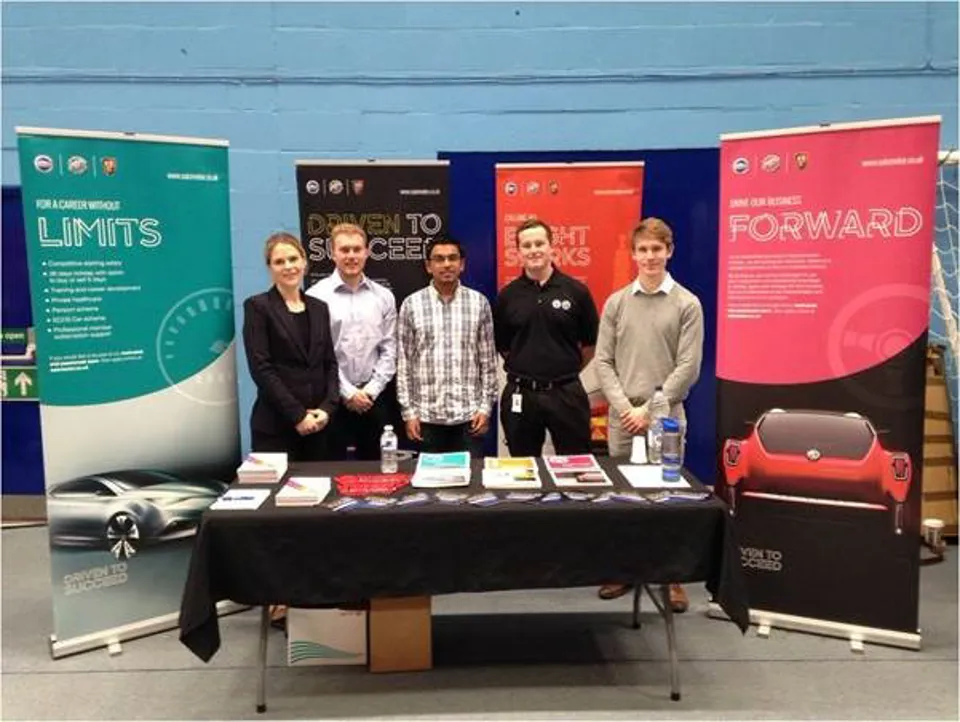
[269,604,287,631]
[668,584,688,614]
[598,583,633,600]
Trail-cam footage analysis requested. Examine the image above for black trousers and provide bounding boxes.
[326,393,391,461]
[500,378,592,457]
[251,427,332,462]
[420,422,485,456]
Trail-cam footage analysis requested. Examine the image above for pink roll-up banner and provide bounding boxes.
[714,116,940,647]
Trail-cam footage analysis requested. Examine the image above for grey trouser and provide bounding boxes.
[607,402,687,458]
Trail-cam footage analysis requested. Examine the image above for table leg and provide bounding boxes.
[631,584,642,629]
[256,605,269,713]
[659,584,681,701]
[643,585,681,701]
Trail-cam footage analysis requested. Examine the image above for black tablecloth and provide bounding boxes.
[179,458,750,661]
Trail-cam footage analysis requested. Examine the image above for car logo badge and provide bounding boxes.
[67,155,88,175]
[806,448,822,461]
[761,154,781,172]
[34,154,54,173]
[732,157,750,174]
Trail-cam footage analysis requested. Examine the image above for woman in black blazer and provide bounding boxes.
[243,232,339,461]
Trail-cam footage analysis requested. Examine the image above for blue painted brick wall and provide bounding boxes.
[3,1,957,453]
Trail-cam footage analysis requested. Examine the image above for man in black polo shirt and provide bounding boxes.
[493,217,600,456]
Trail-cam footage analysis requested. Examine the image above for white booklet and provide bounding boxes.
[412,451,472,488]
[237,452,288,484]
[210,488,272,511]
[275,476,332,506]
[618,464,690,490]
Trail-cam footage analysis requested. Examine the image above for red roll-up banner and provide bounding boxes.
[494,163,644,448]
[715,116,941,647]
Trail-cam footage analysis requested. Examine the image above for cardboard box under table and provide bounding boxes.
[286,597,432,672]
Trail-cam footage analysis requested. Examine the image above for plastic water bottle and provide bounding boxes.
[646,386,669,464]
[660,417,682,482]
[380,425,398,474]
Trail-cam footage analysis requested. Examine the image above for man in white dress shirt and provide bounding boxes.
[306,222,398,460]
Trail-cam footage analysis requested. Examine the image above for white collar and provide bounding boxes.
[333,268,368,291]
[633,273,675,296]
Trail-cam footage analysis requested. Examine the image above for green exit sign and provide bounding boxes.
[2,328,28,345]
[2,366,38,401]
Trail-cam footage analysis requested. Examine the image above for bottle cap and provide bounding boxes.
[384,425,393,431]
[661,417,680,432]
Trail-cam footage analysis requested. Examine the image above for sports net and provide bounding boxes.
[932,150,958,436]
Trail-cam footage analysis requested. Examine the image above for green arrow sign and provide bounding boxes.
[2,366,38,401]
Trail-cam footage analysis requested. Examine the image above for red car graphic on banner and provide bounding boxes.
[722,409,911,534]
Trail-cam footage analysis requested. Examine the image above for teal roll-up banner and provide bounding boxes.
[16,127,240,657]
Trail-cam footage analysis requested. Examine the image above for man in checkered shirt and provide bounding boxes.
[397,237,498,455]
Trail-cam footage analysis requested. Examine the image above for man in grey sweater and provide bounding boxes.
[595,217,704,610]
